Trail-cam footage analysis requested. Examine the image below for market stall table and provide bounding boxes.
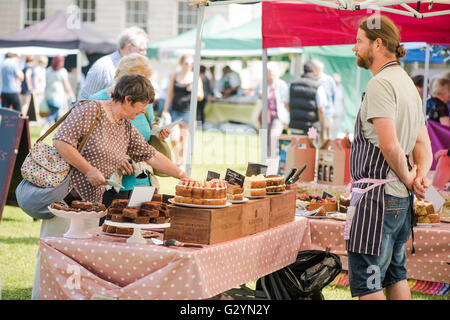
[307,217,450,284]
[39,217,312,300]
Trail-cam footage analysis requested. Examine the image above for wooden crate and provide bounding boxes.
[267,190,296,228]
[164,204,243,245]
[239,198,270,236]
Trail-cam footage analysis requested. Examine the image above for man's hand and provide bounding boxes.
[118,159,133,176]
[412,174,431,200]
[85,167,106,187]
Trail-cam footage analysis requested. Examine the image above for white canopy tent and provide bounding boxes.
[183,0,450,176]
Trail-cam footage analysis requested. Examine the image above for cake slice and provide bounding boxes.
[244,174,267,197]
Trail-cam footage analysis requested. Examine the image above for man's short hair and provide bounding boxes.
[118,26,149,49]
[412,74,424,88]
[303,61,316,74]
[111,74,155,105]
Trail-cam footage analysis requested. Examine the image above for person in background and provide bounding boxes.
[312,59,336,142]
[215,65,242,99]
[432,149,450,190]
[33,56,48,122]
[332,73,346,138]
[1,53,23,112]
[43,56,75,127]
[287,60,328,135]
[426,77,450,126]
[20,56,36,116]
[255,64,289,158]
[79,26,149,100]
[162,54,203,170]
[89,53,170,215]
[197,65,212,125]
[444,71,450,117]
[411,74,424,100]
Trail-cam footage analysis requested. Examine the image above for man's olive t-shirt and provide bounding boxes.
[360,66,424,197]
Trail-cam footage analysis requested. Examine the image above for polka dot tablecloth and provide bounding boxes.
[308,218,450,284]
[39,217,312,300]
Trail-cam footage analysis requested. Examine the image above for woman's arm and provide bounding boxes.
[53,139,106,186]
[145,150,188,180]
[63,77,76,101]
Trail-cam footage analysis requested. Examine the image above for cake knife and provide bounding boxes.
[284,168,297,183]
[287,164,307,185]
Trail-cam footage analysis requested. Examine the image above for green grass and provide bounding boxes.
[0,125,447,300]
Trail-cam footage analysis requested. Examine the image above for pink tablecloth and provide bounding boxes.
[308,218,450,284]
[39,217,312,300]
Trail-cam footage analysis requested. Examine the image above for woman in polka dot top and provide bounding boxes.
[89,53,171,218]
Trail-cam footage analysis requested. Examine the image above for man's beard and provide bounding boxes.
[356,52,373,70]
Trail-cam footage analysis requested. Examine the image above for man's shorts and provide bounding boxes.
[347,194,412,297]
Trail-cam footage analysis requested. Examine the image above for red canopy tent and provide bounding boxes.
[262,2,450,48]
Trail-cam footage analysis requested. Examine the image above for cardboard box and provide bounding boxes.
[164,204,243,245]
[285,136,317,182]
[239,198,270,236]
[267,190,296,228]
[317,138,351,185]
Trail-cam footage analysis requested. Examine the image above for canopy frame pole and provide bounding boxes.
[400,3,422,17]
[186,4,205,177]
[422,43,430,116]
[261,49,268,164]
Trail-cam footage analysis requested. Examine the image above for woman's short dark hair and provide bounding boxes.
[110,74,155,105]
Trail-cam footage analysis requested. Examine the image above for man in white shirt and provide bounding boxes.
[78,26,149,100]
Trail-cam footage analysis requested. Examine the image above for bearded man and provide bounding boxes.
[345,15,432,300]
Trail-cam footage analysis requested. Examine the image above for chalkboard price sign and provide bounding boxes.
[0,108,30,222]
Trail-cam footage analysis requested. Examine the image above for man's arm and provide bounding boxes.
[411,124,433,199]
[372,117,416,190]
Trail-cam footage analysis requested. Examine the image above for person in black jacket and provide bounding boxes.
[287,61,327,135]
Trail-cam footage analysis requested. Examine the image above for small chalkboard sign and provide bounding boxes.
[224,169,245,187]
[206,171,220,181]
[245,162,267,177]
[0,108,31,222]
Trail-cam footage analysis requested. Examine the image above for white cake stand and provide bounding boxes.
[103,220,171,244]
[48,206,107,239]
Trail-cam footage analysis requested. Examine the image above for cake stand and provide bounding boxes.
[103,220,171,244]
[48,206,107,239]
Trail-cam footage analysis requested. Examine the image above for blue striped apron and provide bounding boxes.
[345,61,415,256]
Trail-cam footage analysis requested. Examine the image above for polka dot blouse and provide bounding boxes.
[53,100,156,203]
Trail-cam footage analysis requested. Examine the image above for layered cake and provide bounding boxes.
[227,182,244,201]
[265,175,286,193]
[243,174,267,198]
[339,194,351,213]
[308,197,337,212]
[414,200,439,224]
[174,178,227,205]
[313,206,327,217]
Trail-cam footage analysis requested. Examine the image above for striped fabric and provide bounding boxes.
[79,50,122,100]
[347,109,391,256]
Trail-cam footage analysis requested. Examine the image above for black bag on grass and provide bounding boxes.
[226,248,342,300]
